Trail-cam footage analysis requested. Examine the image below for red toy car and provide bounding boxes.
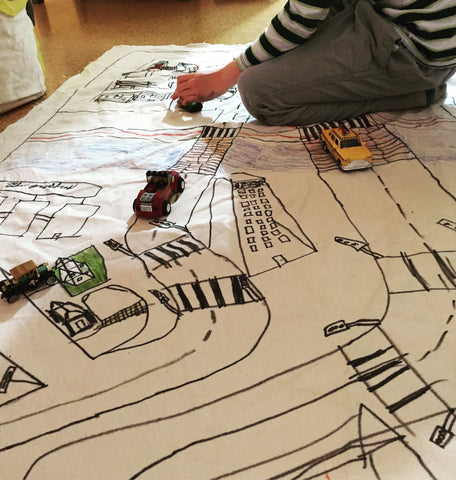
[133,170,185,218]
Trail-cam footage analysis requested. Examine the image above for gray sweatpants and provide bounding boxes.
[237,0,456,126]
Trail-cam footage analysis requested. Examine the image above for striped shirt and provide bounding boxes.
[236,0,456,69]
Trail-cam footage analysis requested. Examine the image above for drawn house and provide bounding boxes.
[47,301,98,337]
[55,246,108,297]
[56,257,94,286]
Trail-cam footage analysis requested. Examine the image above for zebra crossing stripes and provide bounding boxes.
[144,236,204,270]
[172,274,264,313]
[340,328,448,426]
[300,116,371,142]
[201,126,238,138]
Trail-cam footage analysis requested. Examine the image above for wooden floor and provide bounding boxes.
[0,0,282,133]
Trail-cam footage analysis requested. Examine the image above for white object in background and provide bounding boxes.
[0,6,46,113]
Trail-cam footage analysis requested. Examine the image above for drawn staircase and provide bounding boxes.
[173,126,240,175]
[99,299,147,328]
[305,138,339,173]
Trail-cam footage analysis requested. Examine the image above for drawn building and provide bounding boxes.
[0,180,100,240]
[93,60,197,104]
[168,125,317,276]
[230,173,316,276]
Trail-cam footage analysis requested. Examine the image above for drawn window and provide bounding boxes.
[279,234,290,243]
[245,226,254,234]
[250,244,258,252]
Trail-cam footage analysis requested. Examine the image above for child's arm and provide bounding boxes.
[173,1,333,106]
[238,0,332,69]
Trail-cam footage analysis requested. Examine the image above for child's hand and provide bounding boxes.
[173,72,220,105]
[172,60,242,106]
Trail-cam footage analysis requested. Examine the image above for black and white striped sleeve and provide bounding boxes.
[237,0,332,70]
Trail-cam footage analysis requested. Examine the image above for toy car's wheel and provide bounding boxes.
[46,276,57,286]
[162,200,171,216]
[7,294,19,304]
[183,102,203,113]
[177,177,185,193]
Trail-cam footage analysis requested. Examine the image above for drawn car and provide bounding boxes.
[0,260,58,303]
[133,170,185,218]
[321,126,372,171]
[148,61,198,73]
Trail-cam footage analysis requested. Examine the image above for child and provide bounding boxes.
[173,0,456,125]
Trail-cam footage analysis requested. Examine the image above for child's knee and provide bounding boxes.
[238,68,320,125]
[238,70,279,124]
[238,69,260,115]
